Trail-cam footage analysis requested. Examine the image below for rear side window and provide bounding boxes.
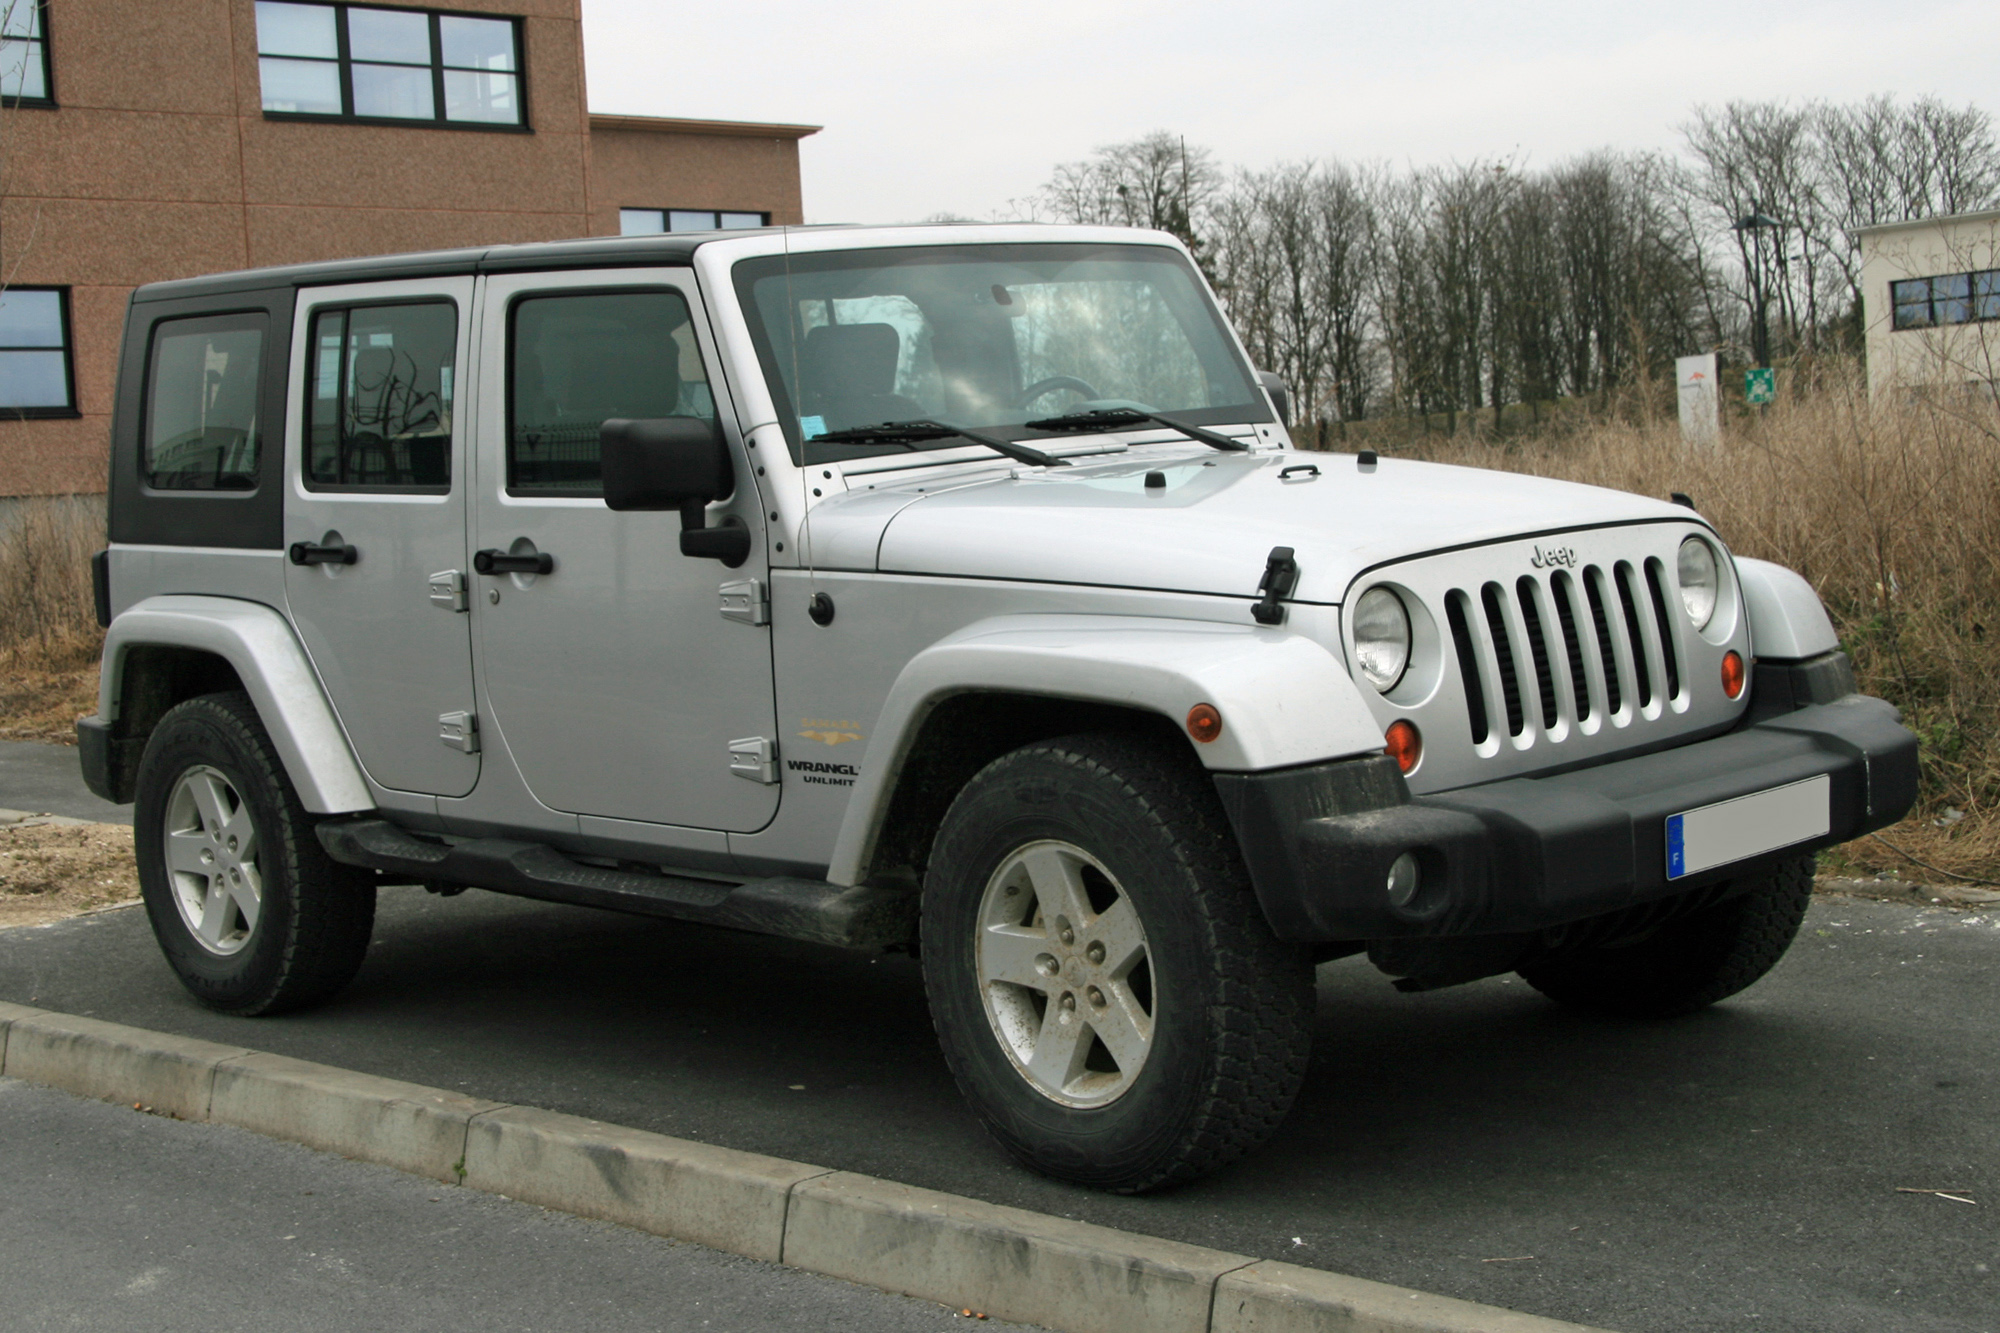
[507,289,715,495]
[306,301,457,490]
[144,314,268,491]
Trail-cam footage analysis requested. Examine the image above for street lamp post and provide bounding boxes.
[1732,204,1782,369]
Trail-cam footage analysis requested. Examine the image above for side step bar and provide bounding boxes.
[316,818,917,953]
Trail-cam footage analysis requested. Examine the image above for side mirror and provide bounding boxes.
[1256,371,1292,428]
[600,417,751,566]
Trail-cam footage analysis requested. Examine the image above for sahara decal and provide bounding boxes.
[798,717,863,746]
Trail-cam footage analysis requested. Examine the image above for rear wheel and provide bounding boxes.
[921,732,1313,1193]
[1517,855,1815,1018]
[134,692,376,1015]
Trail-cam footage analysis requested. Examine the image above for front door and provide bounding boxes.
[469,269,778,832]
[284,278,479,798]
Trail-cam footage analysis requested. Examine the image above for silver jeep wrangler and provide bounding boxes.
[81,224,1917,1193]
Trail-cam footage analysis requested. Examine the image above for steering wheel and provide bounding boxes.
[1015,375,1101,408]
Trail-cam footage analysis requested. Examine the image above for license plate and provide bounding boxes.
[1666,775,1831,880]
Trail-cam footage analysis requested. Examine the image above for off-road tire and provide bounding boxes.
[1517,855,1815,1018]
[921,732,1314,1193]
[134,691,376,1015]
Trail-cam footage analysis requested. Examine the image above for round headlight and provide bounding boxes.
[1353,586,1412,692]
[1677,537,1719,629]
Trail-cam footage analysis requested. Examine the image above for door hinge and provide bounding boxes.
[728,735,779,784]
[429,569,468,612]
[719,578,770,626]
[439,711,480,754]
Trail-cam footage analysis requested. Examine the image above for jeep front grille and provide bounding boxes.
[1446,562,1683,746]
[1345,524,1751,794]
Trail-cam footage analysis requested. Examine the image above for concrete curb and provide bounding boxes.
[0,1003,1616,1333]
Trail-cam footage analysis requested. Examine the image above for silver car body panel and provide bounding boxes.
[100,594,372,813]
[466,267,780,834]
[1735,557,1840,659]
[820,611,1384,886]
[282,275,482,800]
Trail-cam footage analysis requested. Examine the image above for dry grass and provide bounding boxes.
[1387,363,2000,878]
[0,497,105,744]
[0,820,139,930]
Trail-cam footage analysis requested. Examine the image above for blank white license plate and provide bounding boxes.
[1666,775,1830,880]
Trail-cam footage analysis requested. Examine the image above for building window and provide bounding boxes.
[0,287,76,418]
[619,208,769,236]
[1892,269,2000,331]
[255,2,524,129]
[1,0,54,108]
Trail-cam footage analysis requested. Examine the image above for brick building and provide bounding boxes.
[0,0,816,496]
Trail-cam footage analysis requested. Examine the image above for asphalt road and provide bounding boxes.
[3,880,1995,1333]
[0,1075,1040,1332]
[0,738,130,824]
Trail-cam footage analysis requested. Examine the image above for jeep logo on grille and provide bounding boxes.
[1529,544,1578,570]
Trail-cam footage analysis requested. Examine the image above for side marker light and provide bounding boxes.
[1385,720,1421,774]
[1186,703,1223,743]
[1721,650,1746,700]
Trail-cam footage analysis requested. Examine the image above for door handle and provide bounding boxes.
[474,548,554,576]
[289,541,359,566]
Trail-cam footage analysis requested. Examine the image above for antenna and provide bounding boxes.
[779,223,817,603]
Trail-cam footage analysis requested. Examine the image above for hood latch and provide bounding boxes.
[1252,546,1299,625]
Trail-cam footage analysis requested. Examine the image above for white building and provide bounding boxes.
[1857,210,2000,399]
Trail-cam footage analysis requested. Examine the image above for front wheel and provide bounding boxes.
[134,692,376,1015]
[1517,855,1815,1018]
[921,733,1314,1193]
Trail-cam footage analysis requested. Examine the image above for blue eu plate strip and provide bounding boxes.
[1666,813,1687,879]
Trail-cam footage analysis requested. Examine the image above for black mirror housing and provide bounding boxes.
[600,417,733,512]
[1256,371,1292,428]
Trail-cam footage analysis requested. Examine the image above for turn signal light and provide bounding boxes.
[1721,650,1746,700]
[1384,720,1422,774]
[1186,703,1224,743]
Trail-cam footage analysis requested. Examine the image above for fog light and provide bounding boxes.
[1384,720,1421,773]
[1386,852,1421,909]
[1721,650,1746,700]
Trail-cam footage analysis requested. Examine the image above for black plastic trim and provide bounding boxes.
[316,818,917,951]
[1216,689,1918,943]
[108,289,294,550]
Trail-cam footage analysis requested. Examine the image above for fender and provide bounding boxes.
[1735,557,1839,661]
[826,613,1388,886]
[100,595,373,814]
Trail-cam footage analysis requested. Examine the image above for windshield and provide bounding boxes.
[733,242,1267,466]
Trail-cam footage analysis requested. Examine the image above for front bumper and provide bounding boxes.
[1214,680,1918,943]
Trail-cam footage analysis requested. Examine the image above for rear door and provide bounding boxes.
[468,267,778,832]
[284,278,479,797]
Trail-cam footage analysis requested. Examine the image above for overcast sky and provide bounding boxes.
[580,0,2000,225]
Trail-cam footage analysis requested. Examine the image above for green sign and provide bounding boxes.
[1745,367,1775,404]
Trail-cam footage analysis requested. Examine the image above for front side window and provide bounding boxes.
[144,315,267,491]
[1,0,53,106]
[255,2,522,128]
[0,287,75,416]
[306,301,456,489]
[619,208,769,236]
[735,244,1266,465]
[508,289,716,495]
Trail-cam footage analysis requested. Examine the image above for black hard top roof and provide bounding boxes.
[132,225,866,303]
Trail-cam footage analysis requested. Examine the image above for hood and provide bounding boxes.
[804,449,1702,604]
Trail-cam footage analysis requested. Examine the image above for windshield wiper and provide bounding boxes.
[806,419,1068,468]
[1024,408,1251,453]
